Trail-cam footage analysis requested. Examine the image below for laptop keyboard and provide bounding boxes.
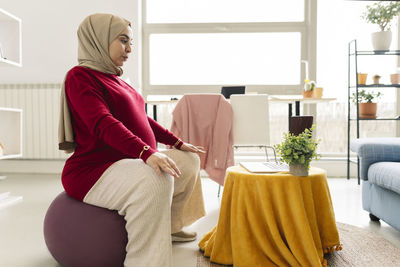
[262,162,289,171]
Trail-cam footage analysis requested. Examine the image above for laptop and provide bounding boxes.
[221,86,246,99]
[240,161,289,173]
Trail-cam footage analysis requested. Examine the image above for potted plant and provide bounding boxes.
[357,73,368,85]
[274,126,320,176]
[303,79,315,98]
[351,89,382,118]
[361,1,400,51]
[313,87,323,98]
[372,74,381,84]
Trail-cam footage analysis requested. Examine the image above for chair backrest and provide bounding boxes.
[221,86,245,99]
[289,116,313,136]
[230,94,270,146]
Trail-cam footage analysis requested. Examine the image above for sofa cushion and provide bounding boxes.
[350,138,400,181]
[368,162,400,195]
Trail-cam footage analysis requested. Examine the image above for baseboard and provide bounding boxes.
[0,157,358,178]
[0,159,65,174]
[311,160,357,178]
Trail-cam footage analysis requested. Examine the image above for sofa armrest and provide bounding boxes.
[350,138,400,181]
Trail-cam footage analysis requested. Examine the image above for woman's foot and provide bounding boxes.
[171,231,197,242]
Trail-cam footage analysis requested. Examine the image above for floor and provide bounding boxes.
[1,173,400,267]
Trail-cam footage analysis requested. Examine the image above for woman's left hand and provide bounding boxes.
[180,143,206,154]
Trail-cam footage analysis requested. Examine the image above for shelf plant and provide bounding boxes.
[351,89,382,118]
[274,126,320,176]
[303,79,315,98]
[351,89,382,104]
[361,1,400,50]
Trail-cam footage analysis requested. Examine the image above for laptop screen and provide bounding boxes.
[221,86,246,99]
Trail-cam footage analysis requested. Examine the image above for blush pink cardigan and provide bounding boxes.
[171,94,234,185]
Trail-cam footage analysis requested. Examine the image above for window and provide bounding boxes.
[150,32,301,85]
[142,0,316,97]
[146,0,304,23]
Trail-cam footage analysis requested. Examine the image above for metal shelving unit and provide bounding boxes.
[347,40,400,184]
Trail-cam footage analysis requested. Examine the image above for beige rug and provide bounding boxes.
[197,222,400,267]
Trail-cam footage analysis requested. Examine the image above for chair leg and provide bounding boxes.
[369,213,380,222]
[264,146,269,162]
[270,147,278,163]
[265,146,278,163]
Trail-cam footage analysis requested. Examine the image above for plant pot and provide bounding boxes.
[357,73,368,85]
[372,75,381,85]
[371,31,392,51]
[359,102,377,119]
[313,87,323,98]
[302,91,313,98]
[390,73,400,84]
[289,164,309,177]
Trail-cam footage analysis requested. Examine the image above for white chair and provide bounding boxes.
[217,94,276,197]
[230,94,277,162]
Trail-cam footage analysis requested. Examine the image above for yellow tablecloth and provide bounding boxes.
[199,166,341,267]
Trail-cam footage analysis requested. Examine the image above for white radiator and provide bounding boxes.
[0,83,68,160]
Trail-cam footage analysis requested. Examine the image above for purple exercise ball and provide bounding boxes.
[44,192,128,267]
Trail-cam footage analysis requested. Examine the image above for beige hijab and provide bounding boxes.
[58,14,131,152]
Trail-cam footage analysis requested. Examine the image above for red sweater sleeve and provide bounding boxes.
[147,116,183,148]
[65,70,157,161]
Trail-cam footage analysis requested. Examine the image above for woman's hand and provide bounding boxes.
[180,143,206,154]
[146,152,181,178]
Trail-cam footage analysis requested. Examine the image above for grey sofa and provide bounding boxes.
[350,138,400,231]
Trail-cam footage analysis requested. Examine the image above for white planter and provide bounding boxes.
[289,164,309,177]
[371,31,392,51]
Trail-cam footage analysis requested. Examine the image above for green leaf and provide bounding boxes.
[361,1,400,31]
[274,124,321,167]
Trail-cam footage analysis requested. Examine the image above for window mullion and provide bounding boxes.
[144,22,306,34]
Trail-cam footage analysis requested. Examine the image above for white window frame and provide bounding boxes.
[141,0,317,98]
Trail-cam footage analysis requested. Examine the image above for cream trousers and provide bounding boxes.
[83,149,206,267]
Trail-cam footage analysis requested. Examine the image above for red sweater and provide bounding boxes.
[62,66,181,201]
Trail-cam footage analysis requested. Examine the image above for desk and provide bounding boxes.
[198,166,341,267]
[145,99,178,121]
[146,95,336,126]
[269,96,336,129]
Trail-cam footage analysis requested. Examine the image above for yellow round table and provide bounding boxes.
[199,166,341,267]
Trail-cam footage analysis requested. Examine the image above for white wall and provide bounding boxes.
[0,0,140,87]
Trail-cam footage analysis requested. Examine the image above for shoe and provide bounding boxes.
[171,231,197,242]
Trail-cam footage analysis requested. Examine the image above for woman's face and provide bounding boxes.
[109,26,133,67]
